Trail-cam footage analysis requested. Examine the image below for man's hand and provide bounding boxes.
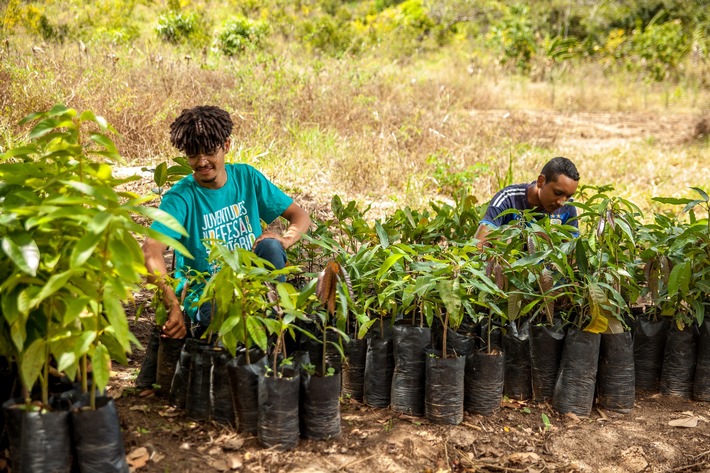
[253,231,284,249]
[161,305,187,339]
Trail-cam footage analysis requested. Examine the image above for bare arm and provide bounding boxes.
[142,237,186,339]
[254,202,311,250]
[474,223,493,249]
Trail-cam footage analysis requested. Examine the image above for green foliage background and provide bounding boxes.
[0,0,708,214]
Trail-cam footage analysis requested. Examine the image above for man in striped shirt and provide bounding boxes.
[474,157,580,247]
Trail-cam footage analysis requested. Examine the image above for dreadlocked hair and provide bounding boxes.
[169,106,233,156]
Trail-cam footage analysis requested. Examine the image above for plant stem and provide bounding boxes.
[442,309,449,358]
[321,328,327,377]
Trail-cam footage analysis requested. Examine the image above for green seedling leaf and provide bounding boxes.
[154,162,168,188]
[91,343,111,394]
[70,232,102,268]
[31,270,75,308]
[20,339,46,393]
[376,253,405,280]
[2,233,40,276]
[690,187,709,202]
[104,291,131,352]
[541,413,552,430]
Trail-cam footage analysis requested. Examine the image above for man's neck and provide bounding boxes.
[526,182,540,208]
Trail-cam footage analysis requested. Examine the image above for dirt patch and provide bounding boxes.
[113,352,710,473]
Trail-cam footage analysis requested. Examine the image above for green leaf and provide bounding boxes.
[690,187,709,202]
[651,197,693,205]
[91,343,111,395]
[154,162,168,188]
[89,132,118,154]
[376,253,404,280]
[667,261,690,298]
[70,232,102,268]
[20,339,46,393]
[375,221,389,249]
[2,233,40,276]
[87,212,113,234]
[103,292,131,352]
[134,206,189,237]
[28,118,60,140]
[48,104,72,117]
[144,228,193,259]
[31,270,75,308]
[246,317,268,352]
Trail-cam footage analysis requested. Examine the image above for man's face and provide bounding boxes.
[536,174,578,213]
[187,139,230,188]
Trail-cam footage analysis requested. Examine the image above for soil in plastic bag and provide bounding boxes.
[530,323,565,402]
[156,336,185,397]
[597,331,635,413]
[363,336,394,408]
[186,342,214,421]
[341,338,368,402]
[693,318,710,401]
[3,398,72,473]
[552,329,600,417]
[135,326,160,389]
[170,338,208,409]
[464,349,505,416]
[424,351,465,425]
[660,323,697,399]
[227,349,267,434]
[71,394,129,473]
[503,320,532,401]
[211,348,235,426]
[633,316,670,391]
[258,368,300,450]
[391,325,431,416]
[300,369,342,440]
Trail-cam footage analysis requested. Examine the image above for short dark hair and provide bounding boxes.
[540,156,579,182]
[169,106,233,156]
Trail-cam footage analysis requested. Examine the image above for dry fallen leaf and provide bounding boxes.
[565,412,581,423]
[507,452,541,464]
[668,416,698,428]
[208,458,229,472]
[227,454,243,470]
[126,447,150,469]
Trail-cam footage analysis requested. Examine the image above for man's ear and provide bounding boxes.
[536,174,546,188]
[223,138,232,152]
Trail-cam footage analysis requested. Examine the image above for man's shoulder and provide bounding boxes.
[490,183,529,208]
[163,174,196,197]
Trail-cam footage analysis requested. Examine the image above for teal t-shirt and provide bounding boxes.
[150,163,293,317]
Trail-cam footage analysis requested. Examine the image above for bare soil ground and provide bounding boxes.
[111,110,709,473]
[114,313,710,473]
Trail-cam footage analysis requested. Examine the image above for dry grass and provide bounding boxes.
[1,36,708,220]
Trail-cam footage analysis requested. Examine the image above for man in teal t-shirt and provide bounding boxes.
[142,106,311,340]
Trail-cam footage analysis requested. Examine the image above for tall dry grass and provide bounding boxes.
[0,35,708,219]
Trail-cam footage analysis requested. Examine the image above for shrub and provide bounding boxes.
[156,10,207,46]
[299,14,364,57]
[217,16,270,56]
[487,4,537,73]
